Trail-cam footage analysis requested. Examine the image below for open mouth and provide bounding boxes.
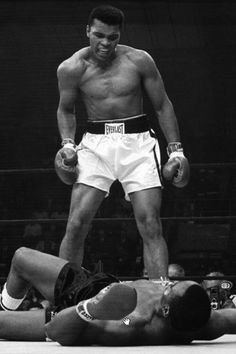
[98,48,110,55]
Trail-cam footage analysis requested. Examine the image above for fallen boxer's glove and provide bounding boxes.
[54,139,78,185]
[162,142,190,188]
[76,283,137,321]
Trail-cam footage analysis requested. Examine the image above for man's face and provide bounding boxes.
[87,19,120,62]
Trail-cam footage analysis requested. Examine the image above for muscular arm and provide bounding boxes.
[139,51,180,143]
[57,60,80,141]
[45,283,137,346]
[45,305,139,346]
[45,306,89,345]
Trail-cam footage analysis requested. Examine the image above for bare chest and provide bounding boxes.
[80,61,141,99]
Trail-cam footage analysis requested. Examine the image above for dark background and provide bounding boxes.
[0,1,235,280]
[0,0,235,166]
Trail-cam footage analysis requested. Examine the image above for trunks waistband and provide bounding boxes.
[86,114,150,134]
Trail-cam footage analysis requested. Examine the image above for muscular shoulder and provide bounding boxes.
[57,47,90,85]
[119,45,157,74]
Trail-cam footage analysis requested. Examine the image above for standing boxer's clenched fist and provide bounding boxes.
[54,139,78,185]
[162,142,190,188]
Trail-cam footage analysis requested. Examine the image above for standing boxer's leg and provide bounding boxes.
[59,183,106,267]
[130,187,168,279]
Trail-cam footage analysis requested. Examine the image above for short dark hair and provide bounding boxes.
[169,284,211,331]
[88,5,124,29]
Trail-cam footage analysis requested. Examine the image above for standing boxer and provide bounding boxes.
[55,5,190,278]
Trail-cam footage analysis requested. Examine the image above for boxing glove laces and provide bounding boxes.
[162,142,190,188]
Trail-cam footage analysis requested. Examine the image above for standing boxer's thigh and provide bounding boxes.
[129,187,162,220]
[68,183,107,222]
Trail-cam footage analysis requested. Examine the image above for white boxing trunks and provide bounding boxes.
[76,115,162,199]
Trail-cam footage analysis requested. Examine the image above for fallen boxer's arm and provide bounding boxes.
[45,283,137,346]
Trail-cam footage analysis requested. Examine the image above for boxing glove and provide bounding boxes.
[76,283,137,321]
[162,142,190,188]
[54,139,78,185]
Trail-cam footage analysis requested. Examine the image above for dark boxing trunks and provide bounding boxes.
[53,263,119,312]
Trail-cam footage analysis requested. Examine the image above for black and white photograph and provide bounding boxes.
[0,0,235,352]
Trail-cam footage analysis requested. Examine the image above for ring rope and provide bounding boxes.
[0,275,236,284]
[0,216,236,225]
[0,162,235,175]
[0,168,55,174]
[119,275,236,281]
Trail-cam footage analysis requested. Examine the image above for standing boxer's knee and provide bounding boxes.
[136,213,162,242]
[65,214,90,242]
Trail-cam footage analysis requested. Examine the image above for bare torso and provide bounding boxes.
[80,280,194,345]
[65,45,145,120]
